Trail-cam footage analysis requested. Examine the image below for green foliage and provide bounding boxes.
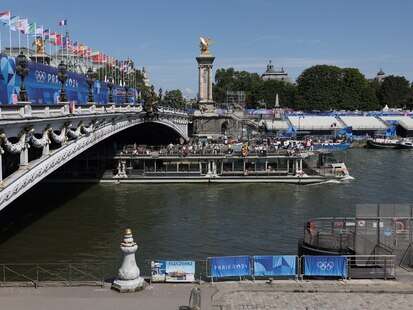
[296,65,379,111]
[213,68,295,108]
[163,89,185,108]
[377,75,411,108]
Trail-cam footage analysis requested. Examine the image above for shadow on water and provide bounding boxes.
[0,181,95,245]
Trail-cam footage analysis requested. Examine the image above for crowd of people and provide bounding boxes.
[118,137,329,157]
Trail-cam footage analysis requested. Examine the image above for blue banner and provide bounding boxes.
[253,255,296,277]
[0,55,138,105]
[304,256,347,278]
[209,256,251,278]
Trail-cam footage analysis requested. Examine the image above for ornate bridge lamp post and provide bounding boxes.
[57,61,68,102]
[124,84,129,104]
[86,68,97,103]
[15,52,29,102]
[108,77,114,103]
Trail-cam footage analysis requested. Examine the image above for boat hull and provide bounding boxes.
[366,140,399,149]
[99,175,344,184]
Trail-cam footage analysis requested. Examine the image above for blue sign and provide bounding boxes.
[0,55,138,105]
[304,256,347,278]
[209,256,251,278]
[253,255,296,277]
[151,260,195,283]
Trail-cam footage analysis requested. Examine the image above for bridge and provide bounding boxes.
[0,103,190,212]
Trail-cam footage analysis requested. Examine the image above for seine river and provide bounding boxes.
[0,149,412,273]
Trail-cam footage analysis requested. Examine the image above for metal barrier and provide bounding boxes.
[0,263,108,287]
[0,255,397,288]
[346,255,396,279]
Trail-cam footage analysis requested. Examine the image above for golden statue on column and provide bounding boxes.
[33,37,45,55]
[200,37,213,56]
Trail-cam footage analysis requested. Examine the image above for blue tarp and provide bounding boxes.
[209,256,251,278]
[304,256,347,278]
[253,255,296,277]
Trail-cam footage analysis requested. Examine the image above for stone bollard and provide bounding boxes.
[111,228,145,293]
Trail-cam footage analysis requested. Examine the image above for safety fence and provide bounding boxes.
[0,255,396,287]
[205,255,395,282]
[0,263,108,287]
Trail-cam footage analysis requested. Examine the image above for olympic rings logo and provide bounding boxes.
[317,261,335,271]
[35,70,47,82]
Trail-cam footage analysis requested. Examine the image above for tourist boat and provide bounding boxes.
[105,150,353,185]
[366,138,400,149]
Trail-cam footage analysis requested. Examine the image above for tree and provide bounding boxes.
[296,65,379,111]
[377,76,411,108]
[163,89,184,108]
[213,67,295,108]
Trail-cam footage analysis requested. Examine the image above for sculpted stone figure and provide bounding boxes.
[33,37,45,55]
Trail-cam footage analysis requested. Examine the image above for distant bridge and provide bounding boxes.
[0,103,190,211]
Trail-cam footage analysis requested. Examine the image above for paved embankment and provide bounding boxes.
[210,279,413,310]
[2,278,413,310]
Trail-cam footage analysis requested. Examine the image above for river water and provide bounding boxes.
[0,149,412,270]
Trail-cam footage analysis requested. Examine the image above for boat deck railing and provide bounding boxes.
[303,216,413,265]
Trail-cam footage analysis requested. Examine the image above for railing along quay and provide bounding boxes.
[0,254,397,288]
[0,263,109,287]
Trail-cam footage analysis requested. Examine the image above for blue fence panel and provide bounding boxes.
[304,256,347,278]
[253,255,296,277]
[209,256,251,278]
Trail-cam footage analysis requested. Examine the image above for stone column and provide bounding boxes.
[112,229,145,293]
[196,55,215,104]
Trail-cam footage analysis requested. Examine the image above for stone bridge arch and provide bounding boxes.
[0,109,190,212]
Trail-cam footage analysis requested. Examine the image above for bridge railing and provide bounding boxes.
[0,103,145,120]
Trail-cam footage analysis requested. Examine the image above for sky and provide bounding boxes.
[1,0,412,97]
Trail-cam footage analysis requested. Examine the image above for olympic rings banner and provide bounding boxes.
[0,55,137,105]
[304,256,347,278]
[253,255,296,277]
[209,256,251,278]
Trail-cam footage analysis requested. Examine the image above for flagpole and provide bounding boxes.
[8,18,12,57]
[18,30,21,54]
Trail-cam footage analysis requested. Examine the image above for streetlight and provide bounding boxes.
[124,79,129,104]
[15,52,29,102]
[86,68,97,103]
[107,77,114,103]
[57,61,68,102]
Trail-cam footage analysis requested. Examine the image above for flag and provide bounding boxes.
[43,28,50,39]
[58,19,67,26]
[16,18,29,34]
[55,34,62,46]
[35,26,43,36]
[49,32,57,44]
[0,11,11,25]
[28,22,36,35]
[49,32,62,46]
[9,16,20,31]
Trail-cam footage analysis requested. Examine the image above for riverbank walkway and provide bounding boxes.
[2,273,413,310]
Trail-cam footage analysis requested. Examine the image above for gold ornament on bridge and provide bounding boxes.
[33,37,45,55]
[199,37,213,55]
